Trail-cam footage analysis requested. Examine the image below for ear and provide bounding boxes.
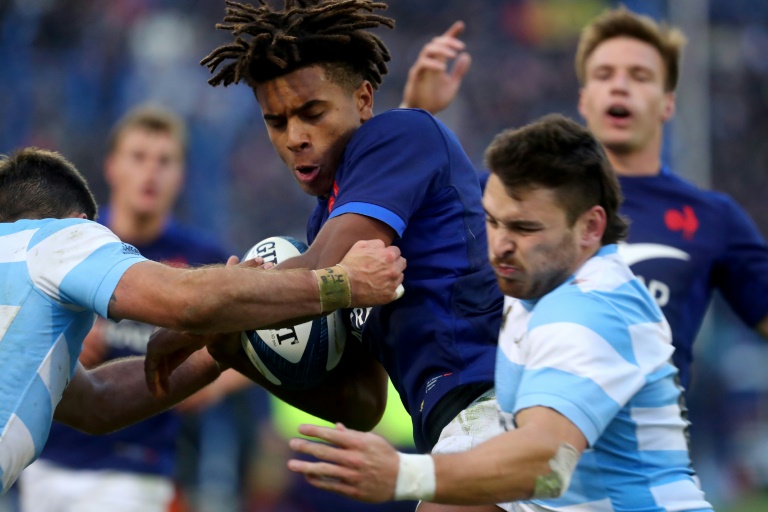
[578,205,607,248]
[356,81,374,122]
[661,91,676,122]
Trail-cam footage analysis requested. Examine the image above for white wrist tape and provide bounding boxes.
[394,453,436,501]
[533,443,580,499]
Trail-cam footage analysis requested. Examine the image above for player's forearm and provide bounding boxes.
[172,266,322,333]
[65,350,220,435]
[210,336,387,431]
[430,428,558,504]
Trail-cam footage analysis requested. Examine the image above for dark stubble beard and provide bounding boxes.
[497,231,579,301]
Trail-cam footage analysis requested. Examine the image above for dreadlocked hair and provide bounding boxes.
[201,0,395,91]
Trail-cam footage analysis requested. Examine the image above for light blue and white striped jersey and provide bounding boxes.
[496,244,712,512]
[0,218,146,494]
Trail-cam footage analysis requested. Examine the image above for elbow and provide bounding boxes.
[340,380,387,432]
[345,396,386,432]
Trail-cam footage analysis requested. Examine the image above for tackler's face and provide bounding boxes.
[483,174,582,301]
[255,65,374,197]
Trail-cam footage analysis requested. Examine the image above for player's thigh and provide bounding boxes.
[431,388,504,454]
[418,504,505,512]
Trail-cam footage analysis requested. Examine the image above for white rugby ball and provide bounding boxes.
[240,236,346,390]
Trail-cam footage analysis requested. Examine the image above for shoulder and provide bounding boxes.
[530,288,622,334]
[351,109,449,147]
[29,218,119,249]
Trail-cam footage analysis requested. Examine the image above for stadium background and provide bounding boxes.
[1,0,768,510]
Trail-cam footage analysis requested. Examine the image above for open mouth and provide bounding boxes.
[294,165,320,183]
[607,105,631,119]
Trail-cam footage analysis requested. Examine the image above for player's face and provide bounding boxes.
[105,128,184,218]
[578,37,675,155]
[484,174,581,300]
[255,66,374,197]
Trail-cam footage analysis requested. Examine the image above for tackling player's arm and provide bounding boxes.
[286,406,586,504]
[210,214,396,431]
[53,348,220,435]
[109,238,403,333]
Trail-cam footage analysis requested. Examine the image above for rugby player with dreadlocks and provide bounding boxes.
[152,2,505,510]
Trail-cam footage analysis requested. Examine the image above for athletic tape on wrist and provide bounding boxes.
[312,265,352,313]
[394,453,436,501]
[533,443,580,499]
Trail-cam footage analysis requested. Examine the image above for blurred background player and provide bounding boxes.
[198,3,504,512]
[400,7,768,401]
[20,106,292,512]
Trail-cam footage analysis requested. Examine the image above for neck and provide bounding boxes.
[605,134,662,177]
[573,244,602,275]
[107,201,168,246]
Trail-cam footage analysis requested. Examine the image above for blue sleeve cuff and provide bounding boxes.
[329,202,407,237]
[515,392,601,446]
[93,257,147,319]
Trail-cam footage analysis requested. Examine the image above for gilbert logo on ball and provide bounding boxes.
[241,236,346,390]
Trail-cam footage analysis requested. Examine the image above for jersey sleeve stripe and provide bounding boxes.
[58,247,146,319]
[329,202,407,237]
[513,371,620,445]
[27,222,122,302]
[526,322,646,405]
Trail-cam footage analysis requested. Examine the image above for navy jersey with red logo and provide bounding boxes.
[618,167,768,389]
[307,109,503,452]
[39,207,230,476]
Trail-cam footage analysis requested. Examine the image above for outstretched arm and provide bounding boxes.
[400,21,471,114]
[53,348,221,435]
[287,406,586,505]
[109,239,404,334]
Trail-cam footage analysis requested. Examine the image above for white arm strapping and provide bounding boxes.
[394,452,436,501]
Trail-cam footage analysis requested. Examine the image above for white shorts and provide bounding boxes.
[430,388,506,455]
[428,390,553,512]
[19,459,174,512]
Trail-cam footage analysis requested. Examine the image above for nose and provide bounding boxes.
[609,71,630,94]
[286,120,310,153]
[488,226,515,261]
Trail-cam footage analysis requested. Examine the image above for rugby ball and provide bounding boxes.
[240,236,346,390]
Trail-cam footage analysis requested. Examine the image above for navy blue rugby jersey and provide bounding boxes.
[40,207,230,476]
[307,109,503,452]
[618,167,768,389]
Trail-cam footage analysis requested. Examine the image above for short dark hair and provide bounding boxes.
[201,0,395,91]
[576,7,686,92]
[484,114,629,245]
[107,105,188,156]
[0,148,98,222]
